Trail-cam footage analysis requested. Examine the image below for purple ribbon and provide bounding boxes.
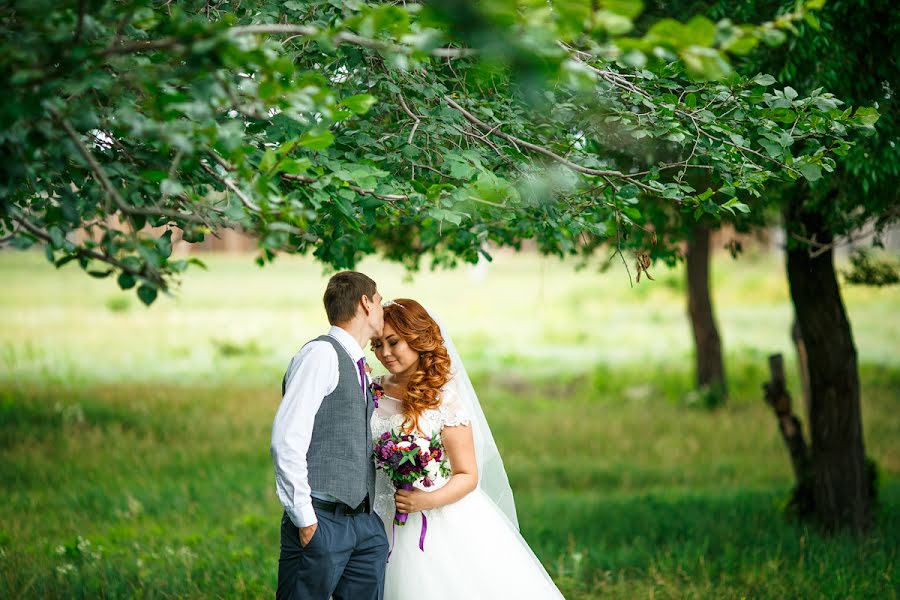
[418,513,428,551]
[386,482,427,561]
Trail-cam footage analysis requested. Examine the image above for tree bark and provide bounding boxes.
[784,197,871,533]
[686,223,727,403]
[790,318,812,418]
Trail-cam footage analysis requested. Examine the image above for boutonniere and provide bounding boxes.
[369,381,385,408]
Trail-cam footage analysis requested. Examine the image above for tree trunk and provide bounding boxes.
[790,318,812,418]
[686,223,727,403]
[784,197,871,533]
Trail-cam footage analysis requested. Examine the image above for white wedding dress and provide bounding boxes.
[371,382,566,600]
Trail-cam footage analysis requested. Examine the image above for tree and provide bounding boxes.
[727,0,896,534]
[646,0,898,532]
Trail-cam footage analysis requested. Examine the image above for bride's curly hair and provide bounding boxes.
[383,299,452,433]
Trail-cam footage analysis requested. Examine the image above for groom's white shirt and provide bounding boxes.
[271,325,368,528]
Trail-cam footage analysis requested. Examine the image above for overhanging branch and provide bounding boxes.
[444,96,655,191]
[281,173,410,202]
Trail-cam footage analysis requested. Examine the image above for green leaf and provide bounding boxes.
[156,230,173,259]
[188,257,208,270]
[554,0,592,36]
[760,28,787,47]
[722,198,750,213]
[799,162,822,182]
[753,74,777,86]
[298,130,335,151]
[117,272,136,290]
[48,226,65,249]
[804,12,821,30]
[445,155,477,179]
[853,107,880,127]
[760,140,782,158]
[728,133,746,147]
[622,207,642,221]
[141,169,168,183]
[646,19,692,47]
[604,0,644,19]
[281,158,312,175]
[680,47,732,81]
[137,284,158,306]
[55,255,77,268]
[721,30,758,55]
[341,94,378,115]
[684,16,716,47]
[260,149,278,173]
[595,11,633,35]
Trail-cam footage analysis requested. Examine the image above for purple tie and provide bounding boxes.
[356,357,367,399]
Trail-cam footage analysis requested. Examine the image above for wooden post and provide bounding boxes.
[763,353,814,517]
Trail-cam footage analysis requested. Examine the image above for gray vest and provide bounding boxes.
[281,335,375,509]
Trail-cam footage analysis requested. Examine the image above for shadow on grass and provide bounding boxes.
[519,484,899,599]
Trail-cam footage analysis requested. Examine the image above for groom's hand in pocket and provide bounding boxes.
[299,523,317,547]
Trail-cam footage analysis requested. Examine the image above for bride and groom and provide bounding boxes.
[271,271,565,600]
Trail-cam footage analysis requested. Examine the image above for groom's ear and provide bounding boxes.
[359,293,373,316]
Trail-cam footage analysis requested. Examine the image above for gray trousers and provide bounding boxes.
[277,506,389,600]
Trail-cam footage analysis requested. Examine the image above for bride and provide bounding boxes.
[369,298,565,599]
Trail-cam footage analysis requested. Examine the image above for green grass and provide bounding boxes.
[1,249,897,598]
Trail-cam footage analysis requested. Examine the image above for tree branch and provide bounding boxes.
[102,24,475,59]
[52,109,225,227]
[444,96,655,191]
[232,25,476,58]
[281,173,410,201]
[9,214,165,287]
[199,161,262,212]
[790,205,900,258]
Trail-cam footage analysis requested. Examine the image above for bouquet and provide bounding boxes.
[373,428,450,552]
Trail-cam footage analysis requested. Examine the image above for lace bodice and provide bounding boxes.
[370,380,471,523]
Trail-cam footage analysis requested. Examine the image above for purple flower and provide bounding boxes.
[380,431,391,441]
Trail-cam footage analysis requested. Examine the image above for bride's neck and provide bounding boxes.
[388,372,412,391]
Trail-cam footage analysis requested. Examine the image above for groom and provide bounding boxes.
[271,271,389,600]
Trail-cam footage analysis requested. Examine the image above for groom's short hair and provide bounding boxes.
[324,271,377,325]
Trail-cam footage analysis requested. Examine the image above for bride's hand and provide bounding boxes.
[394,488,432,514]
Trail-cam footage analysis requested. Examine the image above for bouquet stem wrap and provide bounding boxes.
[388,481,427,560]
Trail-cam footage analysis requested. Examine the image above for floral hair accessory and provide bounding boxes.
[381,299,404,309]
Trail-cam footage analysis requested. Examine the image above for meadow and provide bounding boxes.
[1,248,897,599]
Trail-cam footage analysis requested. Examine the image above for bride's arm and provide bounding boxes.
[393,424,478,514]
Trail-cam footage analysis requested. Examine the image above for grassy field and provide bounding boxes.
[1,249,897,599]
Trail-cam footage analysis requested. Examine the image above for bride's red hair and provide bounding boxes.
[383,299,451,433]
